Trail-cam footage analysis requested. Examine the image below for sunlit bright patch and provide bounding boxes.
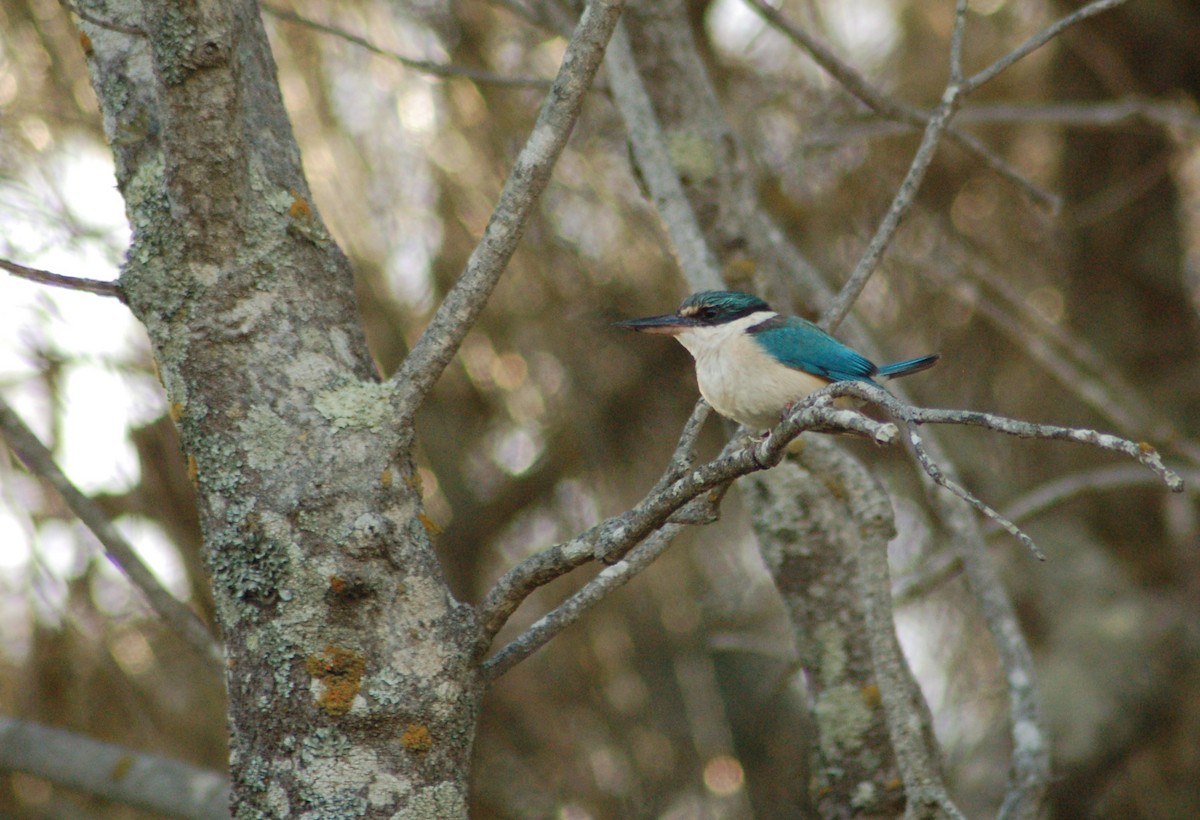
[703,754,745,796]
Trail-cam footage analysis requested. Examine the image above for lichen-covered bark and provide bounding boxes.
[78,0,481,815]
[742,452,908,816]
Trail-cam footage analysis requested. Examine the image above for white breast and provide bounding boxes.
[675,311,829,429]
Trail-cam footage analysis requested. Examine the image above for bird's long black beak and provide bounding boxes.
[613,313,694,335]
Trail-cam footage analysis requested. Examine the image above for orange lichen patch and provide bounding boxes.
[79,31,93,56]
[288,191,312,220]
[186,454,198,484]
[169,401,185,422]
[110,755,134,781]
[860,684,882,709]
[381,467,393,490]
[306,645,366,716]
[328,575,348,595]
[885,776,903,791]
[1139,441,1156,454]
[418,513,442,536]
[402,723,433,753]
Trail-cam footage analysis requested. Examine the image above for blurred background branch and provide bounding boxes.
[1,0,1198,816]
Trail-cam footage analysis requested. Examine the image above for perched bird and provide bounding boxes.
[616,290,938,430]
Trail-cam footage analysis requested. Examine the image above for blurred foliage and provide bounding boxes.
[1,0,1199,817]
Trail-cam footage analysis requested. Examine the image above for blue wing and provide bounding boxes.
[749,316,879,382]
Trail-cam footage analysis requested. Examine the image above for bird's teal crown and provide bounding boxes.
[678,290,772,324]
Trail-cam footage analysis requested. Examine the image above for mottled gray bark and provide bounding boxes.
[83,0,479,814]
[75,0,620,814]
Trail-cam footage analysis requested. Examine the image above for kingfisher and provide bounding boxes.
[616,290,938,430]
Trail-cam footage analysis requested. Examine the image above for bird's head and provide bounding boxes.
[615,290,772,335]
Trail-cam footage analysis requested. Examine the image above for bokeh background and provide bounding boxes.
[1,0,1198,816]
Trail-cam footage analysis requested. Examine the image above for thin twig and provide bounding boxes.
[482,522,684,682]
[390,0,626,428]
[949,0,969,87]
[820,88,961,332]
[962,0,1132,95]
[0,396,222,669]
[997,464,1200,528]
[907,427,1046,561]
[261,4,552,88]
[742,0,1059,210]
[475,395,713,652]
[475,398,895,655]
[1,258,124,300]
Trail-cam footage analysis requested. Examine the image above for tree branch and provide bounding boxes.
[819,85,961,332]
[481,521,684,682]
[1,258,124,300]
[818,0,970,332]
[479,377,1183,679]
[961,0,1132,96]
[0,716,229,819]
[261,3,553,89]
[602,19,725,289]
[390,0,625,429]
[475,397,896,658]
[820,443,965,818]
[742,0,1058,211]
[0,395,223,669]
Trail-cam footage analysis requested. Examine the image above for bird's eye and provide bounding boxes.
[698,307,717,321]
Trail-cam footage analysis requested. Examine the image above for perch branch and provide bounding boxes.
[475,397,896,658]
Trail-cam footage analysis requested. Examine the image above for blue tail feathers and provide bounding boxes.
[876,354,940,379]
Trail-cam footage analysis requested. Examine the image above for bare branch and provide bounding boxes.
[0,395,223,669]
[962,0,1132,96]
[906,426,1046,561]
[475,396,715,651]
[820,88,961,332]
[1,258,124,300]
[0,716,228,819]
[390,0,625,427]
[997,464,1200,527]
[478,370,1184,676]
[475,397,895,655]
[481,522,684,682]
[261,4,553,89]
[742,0,1058,210]
[603,20,725,289]
[949,0,969,87]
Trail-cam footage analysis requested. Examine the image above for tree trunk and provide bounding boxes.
[81,0,482,814]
